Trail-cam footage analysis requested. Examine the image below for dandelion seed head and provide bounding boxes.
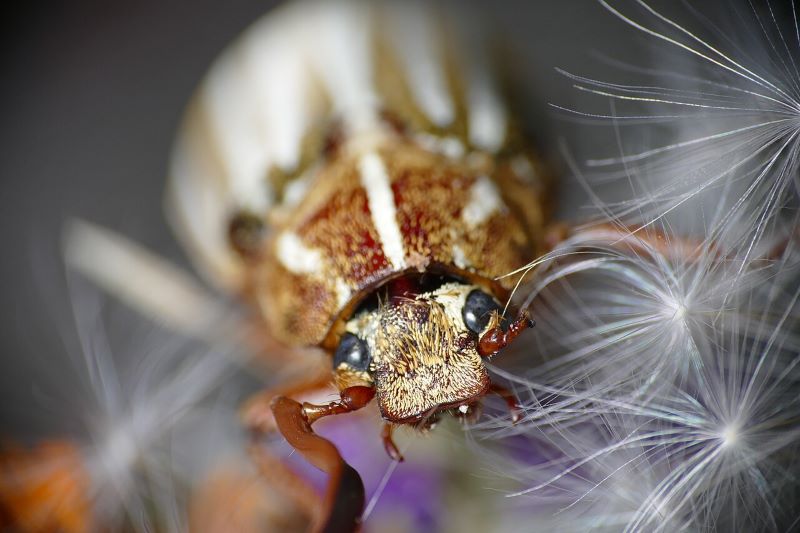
[476,178,800,530]
[719,424,738,448]
[96,422,140,479]
[556,0,800,256]
[661,293,686,321]
[10,270,258,531]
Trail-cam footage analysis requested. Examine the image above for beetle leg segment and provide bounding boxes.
[489,383,522,424]
[271,396,365,533]
[241,367,333,435]
[762,228,800,261]
[550,222,720,262]
[242,385,374,533]
[302,386,376,425]
[381,423,404,462]
[267,387,375,530]
[506,314,535,344]
[453,401,483,425]
[478,313,535,357]
[556,222,800,265]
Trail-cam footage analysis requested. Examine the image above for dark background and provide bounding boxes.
[0,1,677,437]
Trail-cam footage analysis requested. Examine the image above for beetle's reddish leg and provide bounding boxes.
[489,383,522,424]
[271,396,365,533]
[241,384,373,532]
[241,366,332,435]
[478,313,535,357]
[381,423,404,462]
[762,229,800,261]
[301,386,375,424]
[551,222,800,265]
[506,314,535,344]
[544,222,570,251]
[548,222,719,261]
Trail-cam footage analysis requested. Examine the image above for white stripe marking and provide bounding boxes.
[462,176,504,228]
[359,152,406,269]
[453,9,507,152]
[452,244,470,269]
[468,77,506,153]
[335,278,352,309]
[242,15,313,172]
[310,1,380,135]
[387,2,454,127]
[204,55,271,211]
[276,232,323,274]
[414,133,465,159]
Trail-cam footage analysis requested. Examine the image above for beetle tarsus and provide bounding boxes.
[506,313,534,345]
[489,383,523,424]
[381,423,404,462]
[240,366,333,435]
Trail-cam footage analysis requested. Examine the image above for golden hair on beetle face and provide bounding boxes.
[341,282,491,422]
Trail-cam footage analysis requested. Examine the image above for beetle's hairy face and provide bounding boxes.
[340,282,491,423]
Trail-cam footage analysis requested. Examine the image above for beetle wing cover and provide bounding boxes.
[165,0,519,292]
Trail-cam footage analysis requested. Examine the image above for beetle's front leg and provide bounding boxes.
[241,369,373,532]
[241,358,333,435]
[270,387,376,533]
[300,386,376,424]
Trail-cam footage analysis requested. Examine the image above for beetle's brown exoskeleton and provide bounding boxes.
[167,1,550,530]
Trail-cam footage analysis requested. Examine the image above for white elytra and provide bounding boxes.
[168,0,509,290]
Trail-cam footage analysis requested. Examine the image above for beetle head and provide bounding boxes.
[333,281,519,424]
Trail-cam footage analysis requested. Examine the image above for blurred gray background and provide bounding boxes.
[0,1,688,438]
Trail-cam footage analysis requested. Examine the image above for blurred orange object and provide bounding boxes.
[0,440,92,533]
[190,463,311,533]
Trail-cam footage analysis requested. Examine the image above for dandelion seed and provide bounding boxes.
[556,0,800,257]
[0,271,254,531]
[719,424,738,448]
[478,255,800,531]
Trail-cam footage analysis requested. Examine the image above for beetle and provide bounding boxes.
[167,0,551,530]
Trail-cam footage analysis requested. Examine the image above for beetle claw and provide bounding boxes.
[381,423,404,462]
[489,383,523,424]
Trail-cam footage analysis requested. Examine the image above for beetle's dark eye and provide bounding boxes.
[463,289,501,334]
[333,333,371,372]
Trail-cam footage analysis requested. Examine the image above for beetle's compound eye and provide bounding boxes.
[334,333,371,372]
[463,289,501,334]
